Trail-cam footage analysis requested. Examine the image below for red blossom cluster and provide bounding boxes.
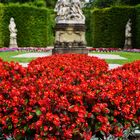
[0,54,140,140]
[87,60,140,138]
[0,59,26,138]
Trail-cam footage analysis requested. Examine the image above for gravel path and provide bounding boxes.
[13,51,125,69]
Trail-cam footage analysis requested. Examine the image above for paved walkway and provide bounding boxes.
[13,52,126,60]
[19,63,29,67]
[12,52,52,58]
[108,64,121,69]
[88,54,126,59]
[12,51,126,69]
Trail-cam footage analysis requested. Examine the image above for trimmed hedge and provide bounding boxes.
[0,4,4,47]
[83,9,92,46]
[89,6,135,48]
[135,5,140,49]
[0,4,140,48]
[0,4,55,47]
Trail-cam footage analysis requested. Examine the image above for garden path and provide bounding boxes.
[12,51,125,69]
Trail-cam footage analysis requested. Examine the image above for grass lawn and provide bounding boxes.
[0,51,36,63]
[0,51,139,65]
[91,51,140,65]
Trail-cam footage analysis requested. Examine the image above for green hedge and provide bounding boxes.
[0,4,55,47]
[135,5,140,48]
[89,6,135,48]
[0,4,140,48]
[0,4,4,47]
[83,9,92,46]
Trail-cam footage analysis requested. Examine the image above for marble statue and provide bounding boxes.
[54,0,69,21]
[54,0,85,24]
[53,0,87,54]
[9,17,18,48]
[68,0,85,21]
[124,19,132,49]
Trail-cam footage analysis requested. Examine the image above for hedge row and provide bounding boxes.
[0,4,54,47]
[0,4,4,47]
[0,4,140,48]
[135,5,140,49]
[88,6,135,48]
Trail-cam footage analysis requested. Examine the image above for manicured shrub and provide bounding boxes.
[0,4,4,47]
[135,5,140,49]
[0,4,55,47]
[83,9,92,46]
[1,4,140,48]
[90,6,135,48]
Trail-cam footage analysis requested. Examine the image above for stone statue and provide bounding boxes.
[70,0,85,21]
[9,17,18,48]
[53,0,87,54]
[54,0,70,21]
[124,19,132,49]
[54,0,85,24]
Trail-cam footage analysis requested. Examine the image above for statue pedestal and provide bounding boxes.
[52,24,88,54]
[9,44,18,48]
[52,47,88,54]
[9,38,18,48]
[124,37,132,49]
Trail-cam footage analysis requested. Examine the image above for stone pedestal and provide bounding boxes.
[52,24,88,54]
[52,47,88,54]
[124,37,132,49]
[9,40,18,48]
[9,17,18,48]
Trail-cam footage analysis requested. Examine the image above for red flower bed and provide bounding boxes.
[0,59,26,138]
[0,54,140,140]
[88,60,140,138]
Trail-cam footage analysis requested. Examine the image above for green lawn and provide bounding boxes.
[0,51,36,63]
[91,51,140,65]
[0,51,139,65]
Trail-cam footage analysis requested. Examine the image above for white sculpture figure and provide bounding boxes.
[54,0,85,24]
[54,0,70,21]
[69,0,85,21]
[124,19,132,49]
[9,17,18,48]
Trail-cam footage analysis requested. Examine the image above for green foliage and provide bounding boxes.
[91,0,114,8]
[0,3,55,47]
[1,4,140,48]
[83,9,92,46]
[135,5,140,48]
[89,6,135,48]
[0,0,35,3]
[45,0,57,8]
[0,4,4,47]
[0,0,57,8]
[30,0,46,7]
[87,0,140,8]
[118,0,140,6]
